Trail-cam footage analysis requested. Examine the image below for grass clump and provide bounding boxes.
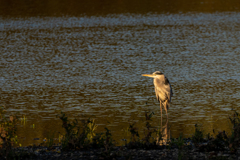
[0,106,18,159]
[204,110,240,153]
[58,112,114,151]
[227,110,240,153]
[58,112,97,150]
[171,133,185,149]
[126,111,160,149]
[142,112,156,145]
[192,124,204,147]
[42,132,55,149]
[0,106,36,159]
[194,110,240,153]
[58,112,118,159]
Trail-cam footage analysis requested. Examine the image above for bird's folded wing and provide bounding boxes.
[154,78,172,102]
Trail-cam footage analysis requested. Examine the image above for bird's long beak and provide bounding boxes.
[141,74,155,78]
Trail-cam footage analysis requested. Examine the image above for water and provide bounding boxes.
[1,11,240,146]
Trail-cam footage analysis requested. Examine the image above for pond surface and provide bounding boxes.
[1,1,240,146]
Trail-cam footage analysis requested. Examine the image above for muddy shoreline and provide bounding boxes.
[5,145,239,160]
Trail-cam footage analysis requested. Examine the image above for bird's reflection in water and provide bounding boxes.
[158,119,170,145]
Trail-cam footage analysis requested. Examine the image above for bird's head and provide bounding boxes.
[142,71,164,78]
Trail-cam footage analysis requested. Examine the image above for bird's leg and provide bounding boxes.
[165,101,168,119]
[160,102,162,128]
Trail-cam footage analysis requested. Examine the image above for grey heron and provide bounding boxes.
[142,71,173,124]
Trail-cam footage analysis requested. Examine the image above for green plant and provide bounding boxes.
[142,111,156,146]
[200,110,240,153]
[92,133,104,148]
[92,127,114,150]
[128,122,139,143]
[126,111,162,149]
[86,119,98,143]
[58,112,89,150]
[192,124,204,146]
[173,133,185,149]
[226,110,240,153]
[44,132,55,148]
[0,106,19,159]
[125,121,141,149]
[206,110,240,153]
[167,134,185,160]
[205,131,227,152]
[99,127,116,159]
[104,127,113,151]
[58,112,105,150]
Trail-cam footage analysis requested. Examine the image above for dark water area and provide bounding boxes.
[1,0,240,146]
[1,0,240,17]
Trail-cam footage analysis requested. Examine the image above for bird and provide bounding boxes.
[142,71,173,125]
